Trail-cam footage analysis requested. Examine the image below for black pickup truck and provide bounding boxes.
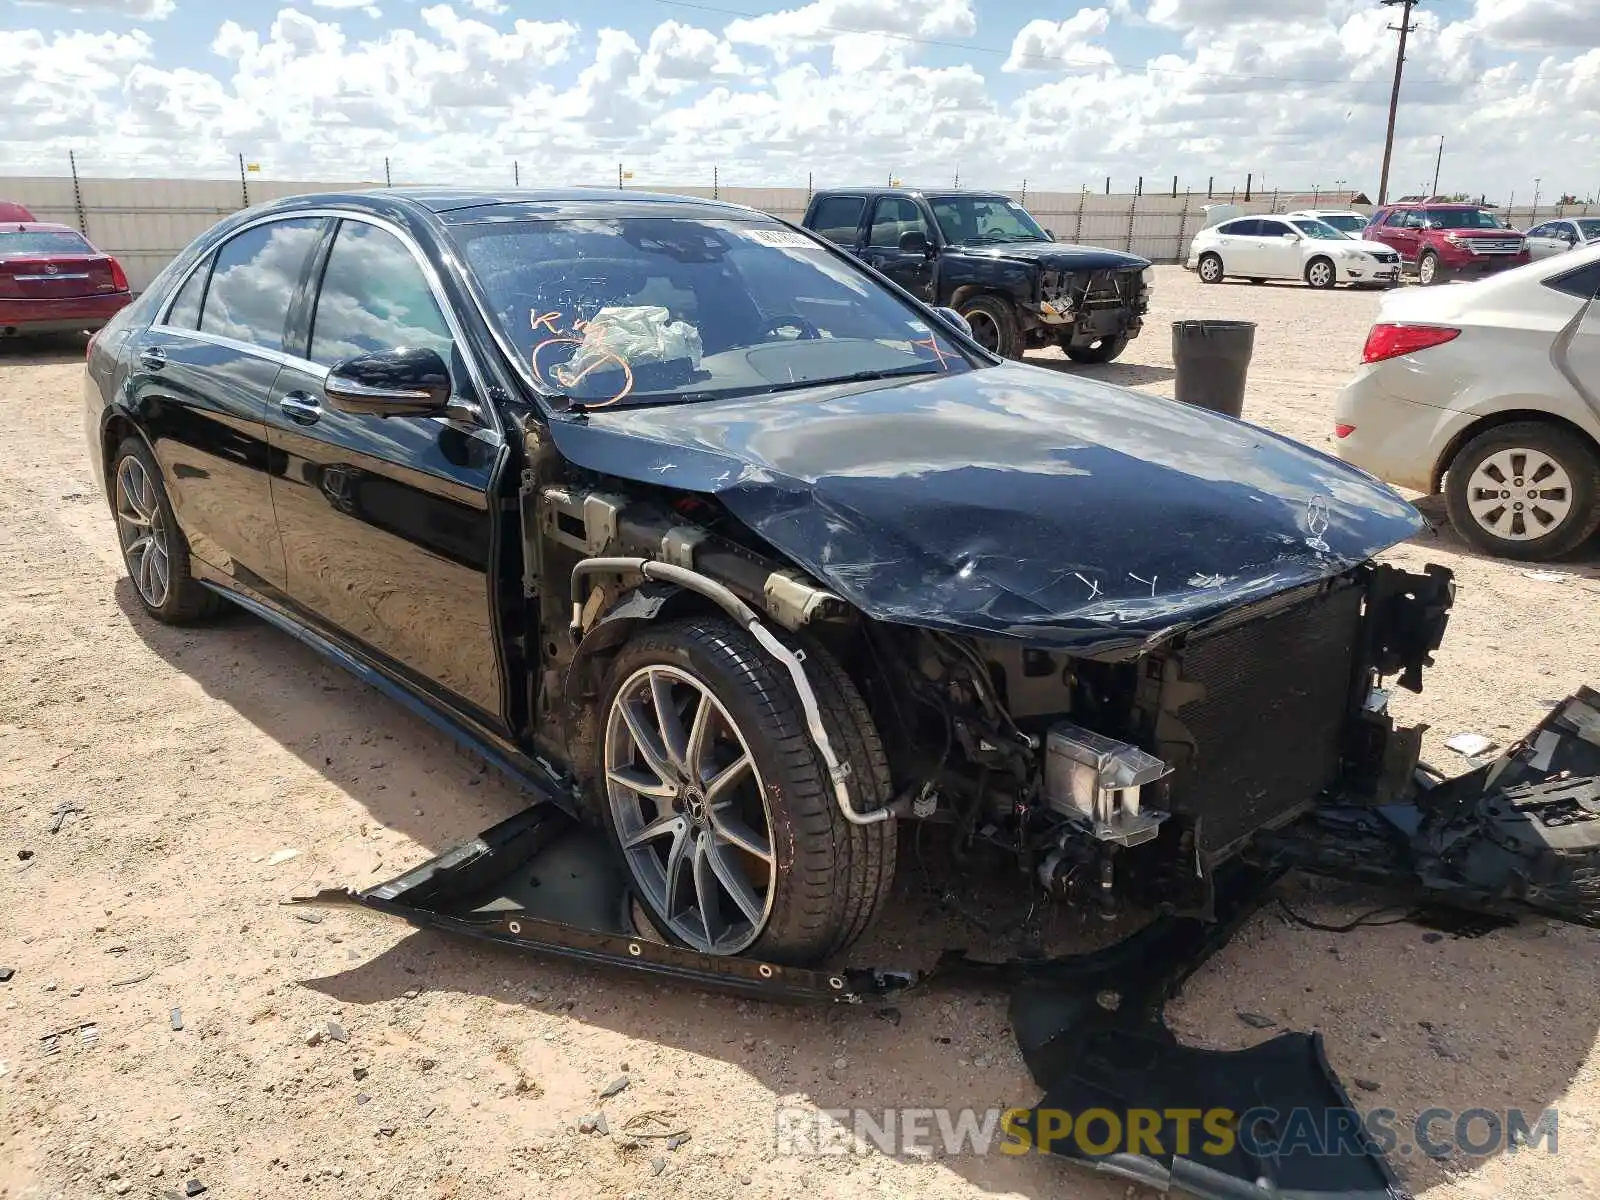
[801,188,1151,362]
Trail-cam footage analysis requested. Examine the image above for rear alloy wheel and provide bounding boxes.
[1063,335,1129,364]
[1417,250,1443,286]
[111,437,225,624]
[1304,257,1337,289]
[1197,253,1224,284]
[1444,422,1600,561]
[596,618,895,964]
[958,294,1020,358]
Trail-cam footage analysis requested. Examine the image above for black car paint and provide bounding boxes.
[800,189,1151,349]
[547,364,1423,650]
[86,185,1418,816]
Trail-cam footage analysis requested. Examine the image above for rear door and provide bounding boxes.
[857,196,937,300]
[263,216,510,728]
[1526,223,1565,260]
[805,195,868,250]
[129,216,326,595]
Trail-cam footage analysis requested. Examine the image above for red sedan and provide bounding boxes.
[1,220,132,338]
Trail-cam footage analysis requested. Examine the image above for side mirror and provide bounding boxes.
[325,347,453,418]
[898,229,933,256]
[931,306,973,339]
[1281,231,1300,240]
[1044,228,1056,240]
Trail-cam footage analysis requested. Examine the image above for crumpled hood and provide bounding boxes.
[546,364,1424,651]
[948,241,1150,273]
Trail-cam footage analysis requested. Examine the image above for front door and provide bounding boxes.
[858,196,936,300]
[264,217,510,728]
[1254,218,1305,278]
[128,216,326,595]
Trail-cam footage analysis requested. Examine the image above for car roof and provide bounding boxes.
[811,187,1011,201]
[1,221,85,235]
[1285,209,1361,217]
[250,187,770,227]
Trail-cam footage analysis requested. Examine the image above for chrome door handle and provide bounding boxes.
[278,392,323,426]
[138,346,166,370]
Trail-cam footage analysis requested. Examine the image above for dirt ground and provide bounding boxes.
[3,266,1600,1200]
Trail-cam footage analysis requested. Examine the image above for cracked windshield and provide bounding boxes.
[455,217,974,409]
[928,195,1049,245]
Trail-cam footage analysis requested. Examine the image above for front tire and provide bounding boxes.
[958,294,1021,358]
[1197,253,1224,284]
[111,437,225,624]
[1417,250,1444,286]
[595,617,895,965]
[1444,422,1600,561]
[1063,335,1129,364]
[1304,257,1337,289]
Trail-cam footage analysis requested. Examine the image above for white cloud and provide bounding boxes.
[1,4,1596,204]
[17,0,174,17]
[1004,9,1115,72]
[462,0,507,12]
[310,0,382,18]
[1471,0,1600,52]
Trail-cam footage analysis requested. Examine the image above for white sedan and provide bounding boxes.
[1187,214,1401,289]
[1525,217,1600,260]
[1334,245,1600,560]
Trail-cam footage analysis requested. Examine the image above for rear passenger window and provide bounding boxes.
[1219,219,1259,236]
[199,218,323,351]
[1545,261,1600,300]
[163,260,209,330]
[310,220,452,367]
[808,196,865,245]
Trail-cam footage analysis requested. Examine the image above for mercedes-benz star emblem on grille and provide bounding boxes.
[1304,493,1331,553]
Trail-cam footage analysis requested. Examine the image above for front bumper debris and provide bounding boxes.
[297,688,1600,1200]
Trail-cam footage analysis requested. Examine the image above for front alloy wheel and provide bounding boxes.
[604,663,776,955]
[116,455,171,608]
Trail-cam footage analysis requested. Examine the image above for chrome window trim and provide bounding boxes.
[147,208,502,443]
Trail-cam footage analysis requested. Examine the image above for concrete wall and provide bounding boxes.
[4,175,1594,293]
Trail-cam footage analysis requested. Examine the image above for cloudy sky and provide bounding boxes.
[2,0,1594,202]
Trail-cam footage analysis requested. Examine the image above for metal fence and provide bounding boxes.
[3,173,1594,294]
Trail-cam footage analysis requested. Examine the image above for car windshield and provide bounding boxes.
[927,196,1049,244]
[1577,219,1600,240]
[454,217,974,409]
[1424,209,1503,230]
[1290,219,1351,241]
[1315,214,1366,234]
[0,230,94,256]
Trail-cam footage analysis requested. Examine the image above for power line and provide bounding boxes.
[644,0,1380,89]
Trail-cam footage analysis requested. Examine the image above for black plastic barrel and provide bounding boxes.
[1171,319,1256,418]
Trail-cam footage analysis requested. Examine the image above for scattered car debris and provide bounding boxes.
[17,849,33,861]
[578,1112,609,1135]
[355,1092,371,1106]
[110,971,153,988]
[294,911,323,925]
[326,1021,349,1044]
[598,1075,629,1100]
[304,1028,323,1047]
[184,1180,206,1197]
[353,1065,369,1081]
[266,849,300,866]
[49,801,83,833]
[0,967,14,983]
[1235,1011,1277,1029]
[1444,731,1494,756]
[651,1157,666,1176]
[170,1008,183,1031]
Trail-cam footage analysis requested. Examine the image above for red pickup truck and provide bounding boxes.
[1362,202,1529,285]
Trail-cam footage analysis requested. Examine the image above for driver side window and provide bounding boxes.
[310,220,453,368]
[868,198,930,248]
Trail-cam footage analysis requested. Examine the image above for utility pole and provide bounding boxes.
[1377,0,1420,206]
[1430,135,1443,197]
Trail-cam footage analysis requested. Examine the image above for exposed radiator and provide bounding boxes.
[1163,582,1366,855]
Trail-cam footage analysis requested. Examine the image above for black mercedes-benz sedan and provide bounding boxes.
[84,188,1451,965]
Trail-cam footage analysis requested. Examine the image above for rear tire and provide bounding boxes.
[110,437,225,624]
[1444,422,1600,561]
[958,294,1021,358]
[1197,253,1224,284]
[1063,335,1129,364]
[594,617,895,965]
